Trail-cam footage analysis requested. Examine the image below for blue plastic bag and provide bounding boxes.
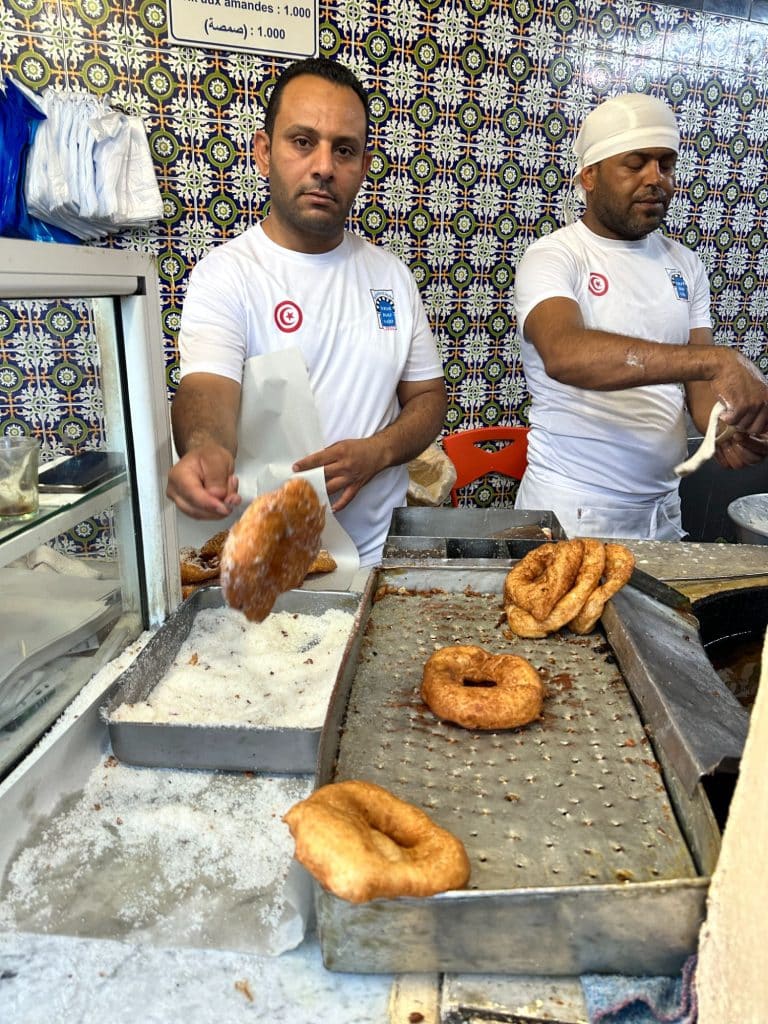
[0,76,78,243]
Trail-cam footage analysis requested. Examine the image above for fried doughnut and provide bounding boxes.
[283,780,470,903]
[179,527,229,587]
[421,644,544,730]
[306,548,337,575]
[199,529,229,560]
[568,543,635,635]
[504,539,584,620]
[505,538,607,638]
[179,546,221,585]
[220,477,324,622]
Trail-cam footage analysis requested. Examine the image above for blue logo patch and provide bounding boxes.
[371,289,396,329]
[666,268,689,300]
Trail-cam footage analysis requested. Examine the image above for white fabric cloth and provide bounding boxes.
[573,93,680,202]
[178,225,443,565]
[513,220,712,539]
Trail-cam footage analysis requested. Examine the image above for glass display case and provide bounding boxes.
[0,239,180,779]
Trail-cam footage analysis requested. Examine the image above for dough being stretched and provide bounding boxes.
[675,401,735,477]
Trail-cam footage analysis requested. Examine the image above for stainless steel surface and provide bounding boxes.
[727,493,768,545]
[627,567,693,615]
[604,587,749,795]
[103,586,363,774]
[314,565,716,976]
[626,539,768,580]
[384,507,566,560]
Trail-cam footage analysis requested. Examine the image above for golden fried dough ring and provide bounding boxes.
[179,547,221,585]
[568,543,635,635]
[199,529,229,560]
[283,780,470,904]
[220,477,324,622]
[306,548,337,575]
[504,539,584,620]
[505,538,607,638]
[421,644,544,731]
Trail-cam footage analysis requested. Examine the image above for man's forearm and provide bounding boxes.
[171,374,240,456]
[375,387,447,469]
[531,306,768,434]
[526,298,723,392]
[540,328,723,391]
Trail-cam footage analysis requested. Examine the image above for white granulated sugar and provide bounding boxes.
[0,758,313,952]
[111,607,353,728]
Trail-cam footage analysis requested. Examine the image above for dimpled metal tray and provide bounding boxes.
[103,586,363,774]
[313,565,719,976]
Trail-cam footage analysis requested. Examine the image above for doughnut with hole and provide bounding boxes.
[199,529,230,560]
[421,644,544,730]
[283,780,470,903]
[179,547,221,585]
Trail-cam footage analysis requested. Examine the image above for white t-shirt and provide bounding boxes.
[514,220,712,501]
[178,224,443,564]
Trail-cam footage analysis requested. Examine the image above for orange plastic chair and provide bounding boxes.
[443,426,529,507]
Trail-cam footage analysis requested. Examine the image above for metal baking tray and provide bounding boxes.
[102,586,363,774]
[383,507,566,560]
[313,564,720,976]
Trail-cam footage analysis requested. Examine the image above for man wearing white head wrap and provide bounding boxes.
[572,93,680,206]
[513,92,768,541]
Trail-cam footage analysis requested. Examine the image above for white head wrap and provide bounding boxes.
[572,93,680,203]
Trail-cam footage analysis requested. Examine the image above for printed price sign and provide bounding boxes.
[168,0,317,57]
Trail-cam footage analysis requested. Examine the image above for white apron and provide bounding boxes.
[515,469,685,541]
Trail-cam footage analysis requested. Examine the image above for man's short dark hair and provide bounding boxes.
[263,57,369,143]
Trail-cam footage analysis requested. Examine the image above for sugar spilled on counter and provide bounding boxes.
[0,756,313,953]
[110,606,354,728]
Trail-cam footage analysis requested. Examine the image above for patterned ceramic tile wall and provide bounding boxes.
[1,0,768,513]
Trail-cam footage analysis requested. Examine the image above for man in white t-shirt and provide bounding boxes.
[514,93,768,540]
[166,58,446,565]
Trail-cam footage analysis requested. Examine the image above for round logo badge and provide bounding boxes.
[274,300,303,332]
[588,273,608,297]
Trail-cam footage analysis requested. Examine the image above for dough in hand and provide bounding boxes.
[674,401,734,477]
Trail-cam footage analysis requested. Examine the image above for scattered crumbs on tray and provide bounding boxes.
[0,758,313,953]
[110,607,354,727]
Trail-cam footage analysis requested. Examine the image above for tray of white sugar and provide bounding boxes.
[103,586,362,773]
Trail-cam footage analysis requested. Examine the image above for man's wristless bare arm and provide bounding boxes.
[372,378,448,471]
[171,373,241,456]
[526,298,757,393]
